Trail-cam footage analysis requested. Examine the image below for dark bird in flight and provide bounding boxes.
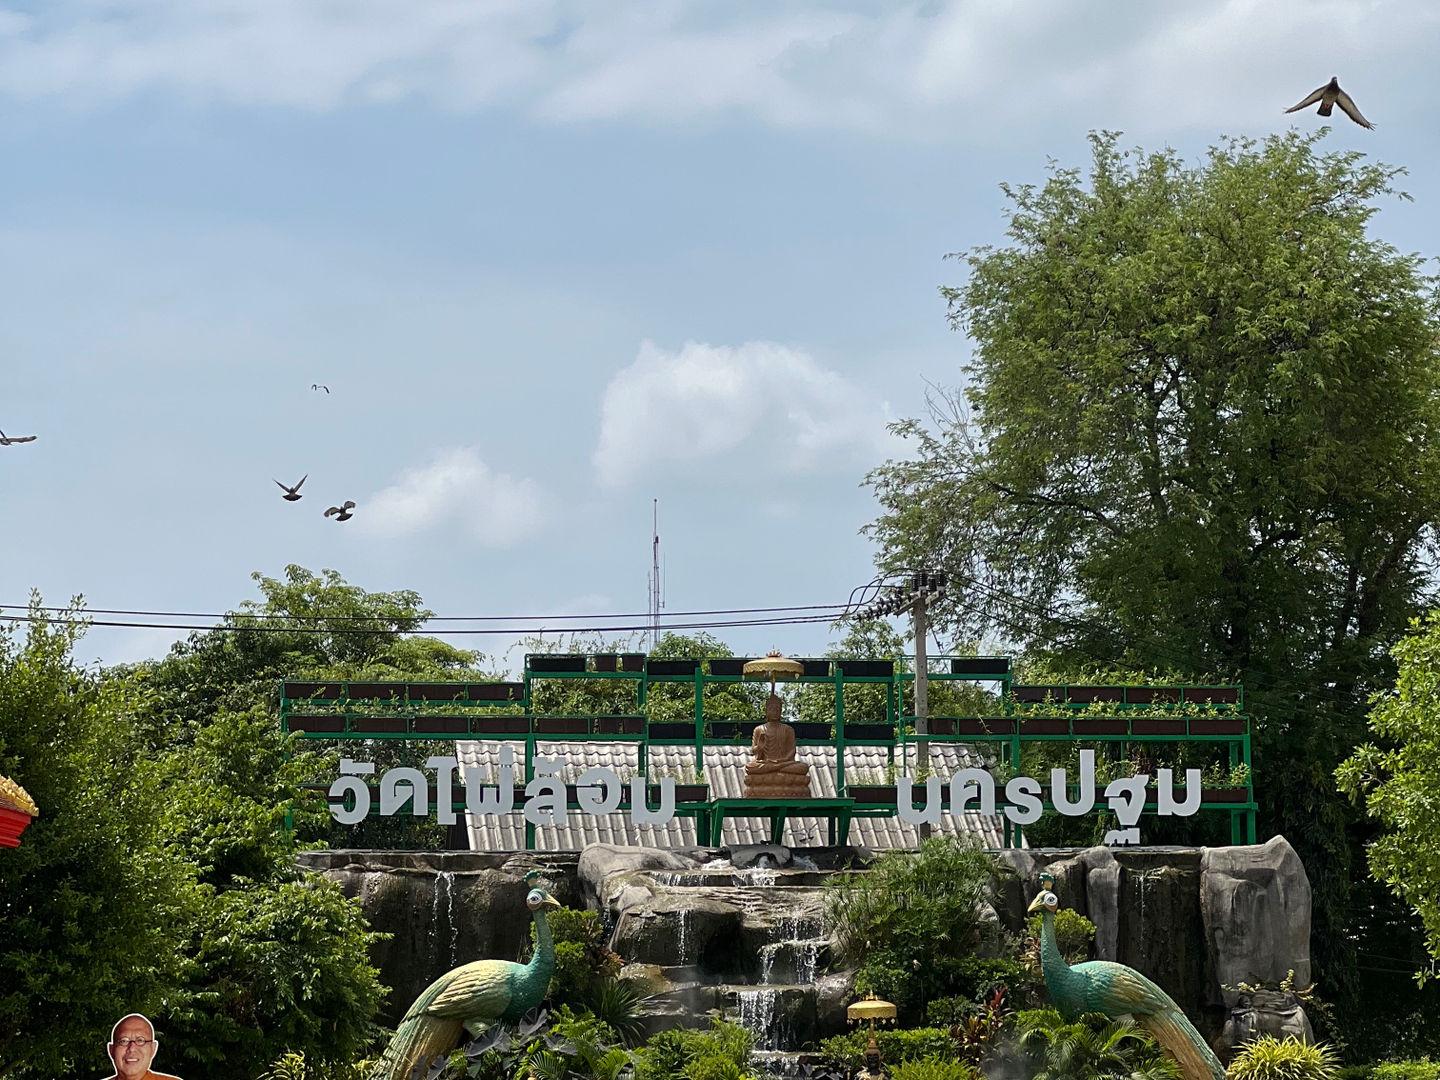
[274,474,307,501]
[0,429,37,446]
[324,500,356,522]
[1285,77,1373,129]
[311,383,330,393]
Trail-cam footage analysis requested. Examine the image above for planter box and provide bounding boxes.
[1070,717,1130,735]
[708,658,752,677]
[839,660,894,678]
[351,717,407,734]
[406,684,472,702]
[1019,718,1070,735]
[529,655,587,673]
[707,722,758,740]
[534,717,590,735]
[1201,787,1249,804]
[1124,687,1180,705]
[849,785,898,807]
[1066,687,1124,704]
[466,682,524,702]
[472,717,530,734]
[1188,718,1247,735]
[793,722,831,740]
[801,659,831,677]
[1184,687,1239,705]
[1131,718,1186,735]
[671,784,709,803]
[0,806,35,848]
[620,654,646,672]
[411,716,470,734]
[594,716,645,735]
[593,653,619,672]
[344,682,405,701]
[951,657,1011,676]
[283,682,342,701]
[843,723,896,740]
[1013,685,1064,704]
[648,722,697,739]
[648,659,700,677]
[953,718,1016,736]
[287,714,345,734]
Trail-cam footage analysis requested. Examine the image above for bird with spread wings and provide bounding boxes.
[1286,77,1373,129]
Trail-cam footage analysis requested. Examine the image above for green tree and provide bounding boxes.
[1338,612,1440,977]
[0,603,194,1079]
[866,130,1440,1035]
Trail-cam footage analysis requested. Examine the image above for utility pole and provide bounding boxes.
[913,572,931,843]
[648,499,662,652]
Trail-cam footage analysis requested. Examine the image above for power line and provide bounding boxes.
[0,600,849,622]
[0,610,844,637]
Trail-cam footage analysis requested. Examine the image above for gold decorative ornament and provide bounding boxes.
[0,775,37,817]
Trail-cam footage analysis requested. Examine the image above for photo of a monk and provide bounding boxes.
[100,1014,183,1080]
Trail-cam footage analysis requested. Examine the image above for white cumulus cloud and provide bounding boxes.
[360,447,547,546]
[593,339,894,487]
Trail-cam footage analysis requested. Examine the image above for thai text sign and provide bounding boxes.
[329,749,1200,842]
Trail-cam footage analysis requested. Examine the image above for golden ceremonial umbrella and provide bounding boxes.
[742,650,805,694]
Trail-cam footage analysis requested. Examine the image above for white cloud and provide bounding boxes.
[593,339,894,487]
[360,447,547,546]
[0,2,1435,135]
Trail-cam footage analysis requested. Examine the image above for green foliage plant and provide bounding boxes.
[1226,1036,1340,1080]
[631,1019,754,1080]
[824,837,1003,1014]
[887,1059,981,1080]
[1026,908,1096,965]
[1338,613,1440,976]
[1015,1008,1181,1080]
[817,1028,956,1069]
[1372,1063,1440,1080]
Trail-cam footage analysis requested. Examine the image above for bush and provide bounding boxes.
[825,838,1008,1015]
[632,1019,754,1080]
[1016,1009,1180,1080]
[1372,1064,1440,1080]
[888,1059,981,1080]
[1227,1036,1340,1080]
[535,908,622,1006]
[1026,908,1097,964]
[818,1028,956,1069]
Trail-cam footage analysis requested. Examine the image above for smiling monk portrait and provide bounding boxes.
[100,1014,183,1080]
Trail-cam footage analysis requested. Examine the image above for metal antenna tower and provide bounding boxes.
[647,499,662,650]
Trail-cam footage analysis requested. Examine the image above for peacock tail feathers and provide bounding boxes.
[1137,1007,1225,1080]
[370,1012,465,1080]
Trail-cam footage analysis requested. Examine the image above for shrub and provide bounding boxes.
[632,1019,754,1080]
[1016,1009,1180,1080]
[1227,1036,1340,1080]
[888,1059,981,1080]
[1026,908,1097,964]
[825,838,1009,1016]
[817,1028,956,1069]
[1372,1064,1440,1080]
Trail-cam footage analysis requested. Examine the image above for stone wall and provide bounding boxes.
[298,835,1312,1048]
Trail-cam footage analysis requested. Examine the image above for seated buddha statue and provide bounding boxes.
[744,693,812,798]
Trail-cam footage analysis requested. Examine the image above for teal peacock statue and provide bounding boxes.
[372,871,562,1080]
[1028,873,1225,1080]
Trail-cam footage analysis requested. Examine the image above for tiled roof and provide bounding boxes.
[455,741,1015,851]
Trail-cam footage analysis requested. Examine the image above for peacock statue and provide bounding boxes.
[1028,873,1225,1080]
[372,870,562,1080]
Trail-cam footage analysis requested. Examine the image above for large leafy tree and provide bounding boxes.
[0,605,193,1079]
[866,131,1440,1040]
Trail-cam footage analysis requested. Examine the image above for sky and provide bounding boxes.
[2,0,1439,672]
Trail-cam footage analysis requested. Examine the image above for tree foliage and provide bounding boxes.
[1338,612,1440,976]
[865,130,1440,1026]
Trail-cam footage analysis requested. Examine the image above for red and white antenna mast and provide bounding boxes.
[647,499,662,651]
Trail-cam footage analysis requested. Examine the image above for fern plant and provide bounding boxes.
[1226,1036,1340,1080]
[1016,1009,1181,1080]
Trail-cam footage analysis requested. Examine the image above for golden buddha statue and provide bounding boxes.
[744,693,812,798]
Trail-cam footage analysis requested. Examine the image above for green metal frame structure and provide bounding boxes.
[279,654,1256,850]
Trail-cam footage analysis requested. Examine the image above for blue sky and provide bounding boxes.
[2,1,1438,671]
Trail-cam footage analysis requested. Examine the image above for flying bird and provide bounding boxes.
[324,500,356,521]
[1285,76,1373,129]
[370,874,562,1080]
[274,475,307,501]
[0,429,37,446]
[311,383,330,393]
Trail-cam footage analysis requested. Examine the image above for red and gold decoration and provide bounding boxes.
[0,775,38,849]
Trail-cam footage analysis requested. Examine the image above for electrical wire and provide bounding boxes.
[0,600,850,622]
[0,610,846,637]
